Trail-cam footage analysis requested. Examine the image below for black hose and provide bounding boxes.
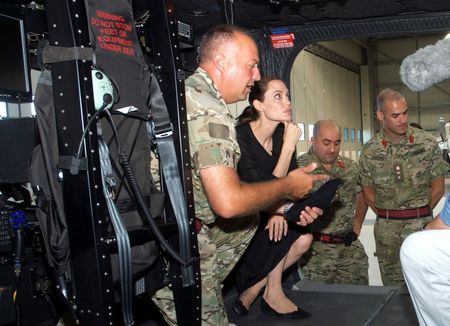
[120,151,196,267]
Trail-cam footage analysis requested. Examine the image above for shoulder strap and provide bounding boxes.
[148,74,195,287]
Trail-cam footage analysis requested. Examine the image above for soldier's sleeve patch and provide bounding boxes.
[208,122,229,140]
[197,143,223,168]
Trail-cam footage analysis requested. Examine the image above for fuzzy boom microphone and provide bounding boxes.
[400,37,450,92]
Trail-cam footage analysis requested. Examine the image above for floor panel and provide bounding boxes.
[225,281,418,326]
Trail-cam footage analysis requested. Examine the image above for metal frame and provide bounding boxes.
[43,0,201,324]
[44,0,115,324]
[147,1,201,324]
[255,12,450,85]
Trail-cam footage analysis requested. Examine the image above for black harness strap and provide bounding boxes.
[148,74,195,287]
[99,138,134,326]
[42,45,94,64]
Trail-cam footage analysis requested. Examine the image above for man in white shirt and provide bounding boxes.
[400,195,450,326]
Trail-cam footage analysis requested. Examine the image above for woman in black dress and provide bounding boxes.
[233,76,313,318]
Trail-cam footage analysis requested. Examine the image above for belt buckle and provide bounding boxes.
[318,233,329,243]
[325,234,334,243]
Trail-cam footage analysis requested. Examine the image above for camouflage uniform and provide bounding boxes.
[152,68,258,325]
[299,150,369,285]
[359,127,448,286]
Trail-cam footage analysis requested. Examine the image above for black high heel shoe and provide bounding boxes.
[232,299,249,316]
[260,297,312,319]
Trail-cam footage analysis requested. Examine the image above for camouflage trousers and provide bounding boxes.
[152,215,258,325]
[300,239,369,285]
[374,216,432,286]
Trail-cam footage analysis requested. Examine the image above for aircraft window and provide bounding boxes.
[0,97,35,118]
[0,102,6,118]
[30,97,35,116]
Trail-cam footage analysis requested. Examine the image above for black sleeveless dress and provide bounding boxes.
[235,122,305,293]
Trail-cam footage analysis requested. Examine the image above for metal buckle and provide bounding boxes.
[151,120,173,139]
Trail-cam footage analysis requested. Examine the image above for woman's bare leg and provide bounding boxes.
[239,233,312,311]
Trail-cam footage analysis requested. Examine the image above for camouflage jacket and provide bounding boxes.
[359,127,448,209]
[186,68,241,224]
[298,150,360,235]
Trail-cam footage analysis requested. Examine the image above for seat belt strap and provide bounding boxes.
[99,138,134,326]
[148,74,194,287]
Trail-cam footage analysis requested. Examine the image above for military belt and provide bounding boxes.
[313,232,345,244]
[376,205,431,220]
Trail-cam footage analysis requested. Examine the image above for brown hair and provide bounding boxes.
[236,76,282,125]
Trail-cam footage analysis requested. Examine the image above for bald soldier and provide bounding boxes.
[359,88,448,286]
[299,120,369,285]
[151,24,327,326]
